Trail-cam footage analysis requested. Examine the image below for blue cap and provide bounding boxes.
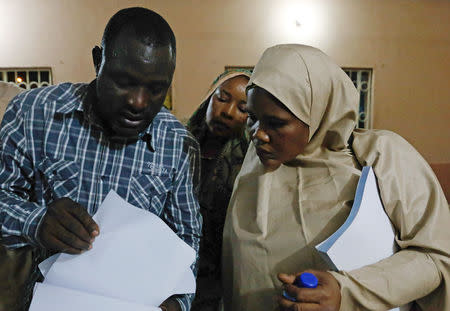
[282,272,318,302]
[295,272,318,288]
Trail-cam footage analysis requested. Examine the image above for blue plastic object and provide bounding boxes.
[282,272,318,302]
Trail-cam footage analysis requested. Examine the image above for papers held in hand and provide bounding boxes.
[30,190,196,311]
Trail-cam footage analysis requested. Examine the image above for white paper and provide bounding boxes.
[316,166,407,311]
[37,253,59,278]
[30,283,161,311]
[32,190,196,310]
[316,166,397,271]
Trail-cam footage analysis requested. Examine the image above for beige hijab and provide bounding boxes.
[222,44,449,311]
[0,82,23,121]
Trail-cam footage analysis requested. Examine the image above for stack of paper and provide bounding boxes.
[30,190,196,311]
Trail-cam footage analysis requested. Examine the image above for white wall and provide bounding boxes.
[1,0,449,162]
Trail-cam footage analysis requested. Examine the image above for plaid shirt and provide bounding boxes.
[0,83,201,310]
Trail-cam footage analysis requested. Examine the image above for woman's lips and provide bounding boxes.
[256,147,274,160]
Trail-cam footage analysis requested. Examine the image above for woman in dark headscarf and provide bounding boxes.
[188,69,251,311]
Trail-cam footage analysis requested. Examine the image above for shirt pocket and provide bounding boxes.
[129,173,172,215]
[38,157,80,201]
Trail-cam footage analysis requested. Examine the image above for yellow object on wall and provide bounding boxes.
[163,86,172,110]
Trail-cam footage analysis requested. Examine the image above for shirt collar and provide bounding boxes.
[138,115,156,151]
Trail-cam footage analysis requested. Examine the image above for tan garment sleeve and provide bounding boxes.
[0,82,24,121]
[330,130,450,311]
[330,250,441,310]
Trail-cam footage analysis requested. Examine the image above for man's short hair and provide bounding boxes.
[101,7,176,60]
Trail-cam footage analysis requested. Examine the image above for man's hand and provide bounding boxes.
[277,270,341,311]
[159,297,181,311]
[38,197,99,254]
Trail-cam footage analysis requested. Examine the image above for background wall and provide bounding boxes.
[0,0,449,163]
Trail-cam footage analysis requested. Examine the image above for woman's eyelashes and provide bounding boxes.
[215,89,229,102]
[247,114,286,130]
[266,117,286,129]
[217,95,227,102]
[216,93,247,116]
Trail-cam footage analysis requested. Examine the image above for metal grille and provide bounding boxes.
[343,68,373,129]
[0,68,52,90]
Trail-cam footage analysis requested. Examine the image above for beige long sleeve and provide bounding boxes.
[331,250,443,310]
[333,130,450,311]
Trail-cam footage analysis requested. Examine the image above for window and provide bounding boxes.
[0,68,53,90]
[343,68,373,129]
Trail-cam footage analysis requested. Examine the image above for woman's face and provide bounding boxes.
[205,75,249,138]
[246,86,309,171]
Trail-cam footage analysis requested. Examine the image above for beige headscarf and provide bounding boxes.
[0,82,24,121]
[222,44,449,311]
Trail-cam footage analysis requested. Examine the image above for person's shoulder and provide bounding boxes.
[9,82,87,114]
[353,129,414,150]
[154,108,197,140]
[0,82,24,98]
[154,108,184,129]
[0,82,25,118]
[152,109,200,156]
[352,128,424,166]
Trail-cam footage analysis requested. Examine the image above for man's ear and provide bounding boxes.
[92,46,102,76]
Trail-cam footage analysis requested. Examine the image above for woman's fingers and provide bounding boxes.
[283,285,322,304]
[277,270,341,311]
[278,272,296,284]
[277,295,320,311]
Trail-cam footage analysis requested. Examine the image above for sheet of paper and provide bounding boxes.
[37,253,59,278]
[36,190,196,308]
[316,167,404,311]
[30,283,161,311]
[316,167,397,271]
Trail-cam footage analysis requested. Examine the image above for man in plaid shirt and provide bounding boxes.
[0,7,201,311]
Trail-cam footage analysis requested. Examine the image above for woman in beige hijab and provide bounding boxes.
[222,44,449,311]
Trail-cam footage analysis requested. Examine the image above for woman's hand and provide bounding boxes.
[277,270,341,311]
